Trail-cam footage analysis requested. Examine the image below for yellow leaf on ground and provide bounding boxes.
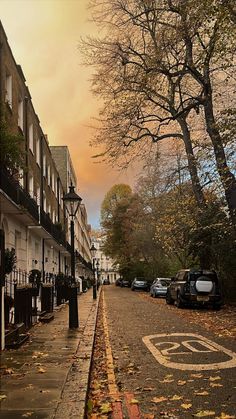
[151,396,168,403]
[209,376,221,381]
[130,399,139,404]
[194,410,215,417]
[5,368,14,374]
[0,395,7,401]
[215,414,235,419]
[195,391,209,396]
[160,379,174,383]
[170,395,183,401]
[210,383,223,388]
[181,403,192,409]
[100,403,112,414]
[37,367,46,373]
[191,374,203,378]
[177,380,186,386]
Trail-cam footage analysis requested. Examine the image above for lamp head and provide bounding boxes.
[63,184,82,217]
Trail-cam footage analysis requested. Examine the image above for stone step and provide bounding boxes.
[5,333,29,349]
[5,322,25,345]
[39,313,54,323]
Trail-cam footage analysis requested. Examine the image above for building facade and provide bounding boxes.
[91,236,120,284]
[0,21,93,349]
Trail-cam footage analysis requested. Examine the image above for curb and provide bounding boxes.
[54,289,101,419]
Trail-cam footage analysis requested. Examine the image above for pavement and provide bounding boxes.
[0,288,100,419]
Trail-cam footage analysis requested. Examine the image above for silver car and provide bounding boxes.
[150,278,171,298]
[131,277,150,291]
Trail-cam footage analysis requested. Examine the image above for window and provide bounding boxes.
[29,174,34,198]
[43,155,46,177]
[43,193,47,212]
[5,74,12,108]
[52,171,55,192]
[14,230,21,260]
[29,124,34,153]
[36,136,40,165]
[18,99,24,131]
[36,186,40,205]
[48,165,51,184]
[19,168,24,188]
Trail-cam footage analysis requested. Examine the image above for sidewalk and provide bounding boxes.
[0,288,100,419]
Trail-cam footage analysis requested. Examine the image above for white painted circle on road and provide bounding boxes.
[142,333,236,370]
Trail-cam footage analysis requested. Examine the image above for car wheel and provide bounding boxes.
[176,292,184,308]
[166,290,174,305]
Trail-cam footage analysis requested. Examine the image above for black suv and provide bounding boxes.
[166,269,222,309]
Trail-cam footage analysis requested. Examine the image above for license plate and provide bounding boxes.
[197,296,209,302]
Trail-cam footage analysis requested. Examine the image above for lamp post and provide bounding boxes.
[90,244,97,299]
[96,259,100,289]
[63,184,82,328]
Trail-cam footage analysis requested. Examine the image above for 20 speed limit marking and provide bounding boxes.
[142,333,236,371]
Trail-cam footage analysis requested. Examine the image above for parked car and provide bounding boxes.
[120,278,131,287]
[115,278,123,286]
[131,277,150,291]
[103,278,111,285]
[166,269,222,309]
[150,278,171,298]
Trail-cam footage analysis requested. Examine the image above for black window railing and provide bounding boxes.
[40,209,67,247]
[0,168,39,222]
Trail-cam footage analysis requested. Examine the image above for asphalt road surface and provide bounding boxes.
[103,285,236,419]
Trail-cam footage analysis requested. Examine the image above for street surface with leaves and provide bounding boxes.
[87,287,236,419]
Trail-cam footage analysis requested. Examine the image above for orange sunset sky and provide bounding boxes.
[0,0,137,228]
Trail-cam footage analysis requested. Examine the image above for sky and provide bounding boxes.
[0,0,137,228]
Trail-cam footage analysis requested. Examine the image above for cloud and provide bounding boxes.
[0,0,137,228]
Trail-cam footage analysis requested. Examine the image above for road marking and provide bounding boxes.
[142,333,236,370]
[125,393,141,419]
[102,290,142,418]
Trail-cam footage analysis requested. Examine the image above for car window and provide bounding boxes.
[176,271,186,280]
[160,280,169,286]
[190,272,218,282]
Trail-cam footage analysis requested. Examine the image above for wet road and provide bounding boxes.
[103,285,236,419]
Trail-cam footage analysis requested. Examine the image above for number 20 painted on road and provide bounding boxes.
[142,333,236,370]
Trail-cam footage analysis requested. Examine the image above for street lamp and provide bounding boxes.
[96,259,100,289]
[63,184,82,328]
[90,243,97,299]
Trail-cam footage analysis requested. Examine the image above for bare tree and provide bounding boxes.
[82,0,236,223]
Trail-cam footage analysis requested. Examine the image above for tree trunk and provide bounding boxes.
[178,117,206,211]
[204,96,236,226]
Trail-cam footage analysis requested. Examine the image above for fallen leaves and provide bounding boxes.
[100,402,112,414]
[37,367,46,374]
[195,391,209,396]
[215,414,235,419]
[181,403,192,409]
[177,380,186,386]
[169,395,183,401]
[194,410,215,417]
[130,398,139,404]
[0,395,7,402]
[209,376,221,381]
[151,396,168,403]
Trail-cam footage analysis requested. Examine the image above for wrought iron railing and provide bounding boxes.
[0,168,39,222]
